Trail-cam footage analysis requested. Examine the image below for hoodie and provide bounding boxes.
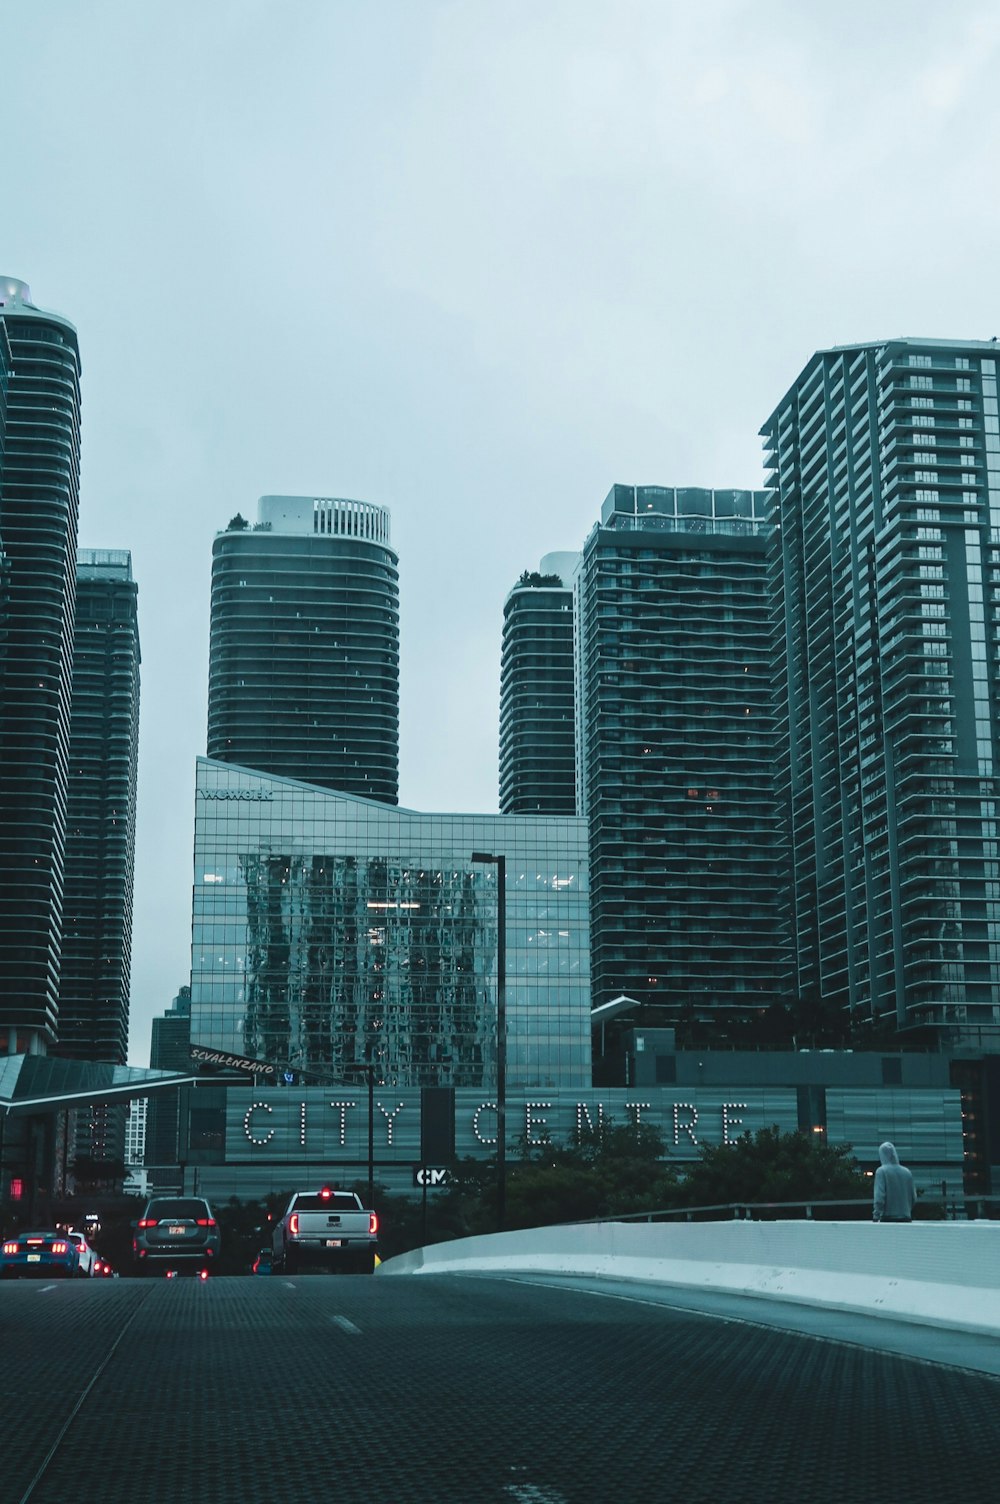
[873,1141,916,1222]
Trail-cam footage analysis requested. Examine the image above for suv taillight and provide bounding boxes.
[196,1219,216,1227]
[289,1213,299,1236]
[137,1218,157,1228]
[369,1212,378,1236]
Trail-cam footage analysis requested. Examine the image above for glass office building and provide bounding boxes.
[576,485,783,1025]
[763,339,1000,1047]
[190,758,591,1090]
[499,552,578,816]
[207,495,399,803]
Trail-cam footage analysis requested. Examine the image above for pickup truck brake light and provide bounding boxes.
[289,1213,299,1236]
[369,1212,378,1236]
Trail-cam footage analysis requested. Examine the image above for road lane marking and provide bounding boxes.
[329,1314,361,1334]
[505,1470,567,1502]
[17,1288,152,1503]
[283,1282,296,1290]
[37,1285,58,1294]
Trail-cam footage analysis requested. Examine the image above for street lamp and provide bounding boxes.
[471,851,506,1232]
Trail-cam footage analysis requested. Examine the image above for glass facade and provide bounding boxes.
[191,759,591,1090]
[577,485,784,1023]
[0,279,82,1052]
[57,551,140,1068]
[499,552,578,816]
[763,339,1000,1046]
[207,495,399,804]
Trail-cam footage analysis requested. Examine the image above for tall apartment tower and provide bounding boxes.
[0,279,82,1055]
[0,319,11,732]
[577,485,782,1027]
[207,495,399,802]
[763,338,1000,1047]
[57,550,140,1065]
[499,551,578,815]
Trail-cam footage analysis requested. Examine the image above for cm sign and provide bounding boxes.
[414,1167,450,1187]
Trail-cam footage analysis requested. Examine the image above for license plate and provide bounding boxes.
[27,1254,41,1262]
[168,1226,186,1236]
[325,1239,343,1248]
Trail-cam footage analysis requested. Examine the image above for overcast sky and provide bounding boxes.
[4,0,999,1064]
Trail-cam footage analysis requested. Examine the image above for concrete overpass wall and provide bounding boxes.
[378,1219,1000,1337]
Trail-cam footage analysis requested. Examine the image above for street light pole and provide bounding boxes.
[367,1059,375,1211]
[471,851,506,1232]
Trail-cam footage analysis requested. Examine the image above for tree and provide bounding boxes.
[674,1126,866,1212]
[517,569,564,588]
[227,512,249,531]
[423,1116,680,1238]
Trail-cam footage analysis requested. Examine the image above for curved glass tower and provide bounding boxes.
[499,552,577,815]
[0,278,82,1053]
[208,496,399,803]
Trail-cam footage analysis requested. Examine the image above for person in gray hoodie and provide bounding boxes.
[873,1141,916,1223]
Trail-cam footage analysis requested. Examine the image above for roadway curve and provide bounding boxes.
[0,1273,996,1503]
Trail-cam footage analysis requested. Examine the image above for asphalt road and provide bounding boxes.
[0,1271,997,1504]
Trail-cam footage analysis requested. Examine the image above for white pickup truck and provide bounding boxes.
[272,1187,379,1274]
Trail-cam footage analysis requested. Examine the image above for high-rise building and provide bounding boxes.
[0,318,12,727]
[124,1097,147,1167]
[577,485,783,1028]
[207,495,399,802]
[499,552,578,815]
[763,338,1000,1047]
[58,550,140,1066]
[0,279,82,1055]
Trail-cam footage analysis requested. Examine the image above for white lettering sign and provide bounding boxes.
[243,1102,274,1146]
[722,1103,748,1145]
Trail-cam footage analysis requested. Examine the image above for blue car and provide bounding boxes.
[1,1230,82,1279]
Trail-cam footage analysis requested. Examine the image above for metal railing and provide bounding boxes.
[588,1195,1000,1225]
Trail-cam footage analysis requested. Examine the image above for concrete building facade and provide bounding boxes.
[576,485,785,1030]
[763,340,1000,1048]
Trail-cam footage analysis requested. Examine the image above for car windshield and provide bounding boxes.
[291,1193,359,1212]
[146,1199,210,1220]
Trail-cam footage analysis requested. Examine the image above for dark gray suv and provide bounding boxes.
[133,1197,220,1277]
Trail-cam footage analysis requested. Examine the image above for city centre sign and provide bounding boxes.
[223,1087,800,1164]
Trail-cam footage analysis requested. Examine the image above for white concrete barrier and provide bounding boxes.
[377,1219,1000,1336]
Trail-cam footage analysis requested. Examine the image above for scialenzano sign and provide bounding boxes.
[190,1044,277,1079]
